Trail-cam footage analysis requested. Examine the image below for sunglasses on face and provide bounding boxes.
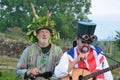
[80,40,92,44]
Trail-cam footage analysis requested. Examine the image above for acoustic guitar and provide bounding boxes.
[61,68,92,80]
[62,63,120,80]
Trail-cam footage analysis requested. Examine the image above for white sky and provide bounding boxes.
[88,0,120,40]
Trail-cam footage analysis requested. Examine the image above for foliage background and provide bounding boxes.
[0,0,92,40]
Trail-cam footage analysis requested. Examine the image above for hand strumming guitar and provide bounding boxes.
[68,53,87,73]
[76,53,87,62]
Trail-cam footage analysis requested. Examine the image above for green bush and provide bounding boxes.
[0,69,20,80]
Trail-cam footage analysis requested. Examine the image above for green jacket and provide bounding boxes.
[15,42,63,80]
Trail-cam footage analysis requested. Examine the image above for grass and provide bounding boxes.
[0,55,18,67]
[0,27,28,41]
[0,55,20,80]
[0,69,21,80]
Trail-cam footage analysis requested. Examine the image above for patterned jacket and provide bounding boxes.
[15,42,63,80]
[54,46,113,80]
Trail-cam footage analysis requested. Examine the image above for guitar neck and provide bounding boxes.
[84,64,120,79]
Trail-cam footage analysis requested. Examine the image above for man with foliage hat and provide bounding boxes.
[54,21,113,80]
[15,26,63,80]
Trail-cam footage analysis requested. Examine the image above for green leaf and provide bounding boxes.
[26,30,34,35]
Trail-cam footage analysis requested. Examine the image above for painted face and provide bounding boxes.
[77,38,91,53]
[37,29,51,45]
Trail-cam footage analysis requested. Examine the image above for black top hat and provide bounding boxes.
[36,26,52,34]
[77,21,97,43]
[77,21,96,36]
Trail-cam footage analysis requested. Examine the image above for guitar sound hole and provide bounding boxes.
[69,76,72,80]
[79,75,83,80]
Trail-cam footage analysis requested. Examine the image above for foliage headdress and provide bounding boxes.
[26,3,60,43]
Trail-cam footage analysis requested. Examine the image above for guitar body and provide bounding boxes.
[61,69,92,80]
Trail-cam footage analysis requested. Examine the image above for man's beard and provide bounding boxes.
[39,39,48,46]
[80,46,89,53]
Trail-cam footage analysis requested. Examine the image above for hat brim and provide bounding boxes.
[36,27,52,33]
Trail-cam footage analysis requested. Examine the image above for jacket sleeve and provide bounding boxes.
[54,52,69,78]
[15,47,29,79]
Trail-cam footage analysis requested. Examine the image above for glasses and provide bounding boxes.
[81,35,97,41]
[81,40,91,44]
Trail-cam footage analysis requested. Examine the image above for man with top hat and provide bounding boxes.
[54,21,113,80]
[15,26,63,80]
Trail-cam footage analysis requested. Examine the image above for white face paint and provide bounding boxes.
[81,46,89,53]
[77,38,91,54]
